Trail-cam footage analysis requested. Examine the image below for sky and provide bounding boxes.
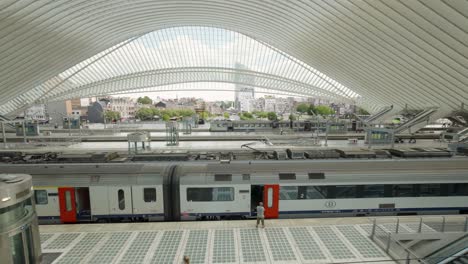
[58,26,356,102]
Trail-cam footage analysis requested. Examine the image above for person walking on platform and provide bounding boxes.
[256,202,265,228]
[183,255,190,264]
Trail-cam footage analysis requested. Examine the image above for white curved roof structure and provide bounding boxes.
[0,0,467,116]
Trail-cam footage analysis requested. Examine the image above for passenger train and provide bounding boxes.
[1,159,467,224]
[209,119,365,133]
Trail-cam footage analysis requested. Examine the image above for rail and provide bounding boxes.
[369,216,468,264]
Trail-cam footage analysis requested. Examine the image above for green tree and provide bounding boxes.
[104,110,120,121]
[199,111,211,119]
[253,111,268,119]
[307,104,317,115]
[267,112,277,121]
[296,103,309,117]
[135,108,154,120]
[240,112,254,120]
[289,114,296,121]
[315,105,335,116]
[223,112,230,119]
[162,114,170,121]
[137,96,153,105]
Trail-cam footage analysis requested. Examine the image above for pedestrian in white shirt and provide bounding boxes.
[256,202,265,228]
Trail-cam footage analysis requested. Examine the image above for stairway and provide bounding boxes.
[365,105,393,123]
[394,107,438,134]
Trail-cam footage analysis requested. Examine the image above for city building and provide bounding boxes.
[107,97,136,120]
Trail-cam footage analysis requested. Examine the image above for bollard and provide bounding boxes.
[405,250,411,264]
[464,217,468,232]
[385,233,391,253]
[370,218,377,239]
[395,218,400,234]
[418,217,423,233]
[441,216,446,233]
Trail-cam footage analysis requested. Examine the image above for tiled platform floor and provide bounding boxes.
[40,219,399,264]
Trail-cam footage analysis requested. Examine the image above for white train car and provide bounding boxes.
[1,159,468,223]
[172,159,468,220]
[1,163,171,223]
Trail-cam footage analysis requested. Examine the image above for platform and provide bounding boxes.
[39,218,397,264]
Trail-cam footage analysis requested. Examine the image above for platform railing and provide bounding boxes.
[369,216,468,264]
[371,220,426,264]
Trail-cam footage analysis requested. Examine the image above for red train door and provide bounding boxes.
[263,184,279,218]
[58,187,77,223]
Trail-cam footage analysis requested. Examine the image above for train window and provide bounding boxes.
[143,188,156,202]
[306,186,327,199]
[419,184,441,197]
[279,173,296,180]
[362,185,385,198]
[280,186,298,200]
[444,184,468,196]
[65,191,72,212]
[392,185,414,197]
[308,173,325,179]
[279,186,327,199]
[34,190,48,205]
[335,185,356,198]
[215,174,232,181]
[267,188,273,208]
[187,187,234,201]
[242,174,250,180]
[118,189,125,210]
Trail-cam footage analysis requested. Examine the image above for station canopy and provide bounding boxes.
[0,0,466,116]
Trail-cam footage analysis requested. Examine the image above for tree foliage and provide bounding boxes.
[267,112,277,121]
[308,105,335,116]
[137,96,153,105]
[223,112,230,119]
[253,111,268,118]
[136,107,195,121]
[296,103,309,114]
[289,114,296,121]
[104,110,120,121]
[240,112,254,120]
[135,108,154,120]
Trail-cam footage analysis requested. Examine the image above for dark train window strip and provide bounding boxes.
[279,173,296,180]
[308,173,325,179]
[214,174,232,181]
[187,187,234,201]
[279,183,468,200]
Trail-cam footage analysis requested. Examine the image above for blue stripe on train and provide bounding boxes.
[279,207,468,214]
[38,213,164,220]
[188,207,468,217]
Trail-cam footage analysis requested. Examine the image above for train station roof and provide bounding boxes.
[0,0,467,115]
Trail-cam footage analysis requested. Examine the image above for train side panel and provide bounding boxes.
[108,186,133,216]
[179,184,250,220]
[278,196,468,217]
[131,185,164,220]
[33,187,60,223]
[90,186,110,219]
